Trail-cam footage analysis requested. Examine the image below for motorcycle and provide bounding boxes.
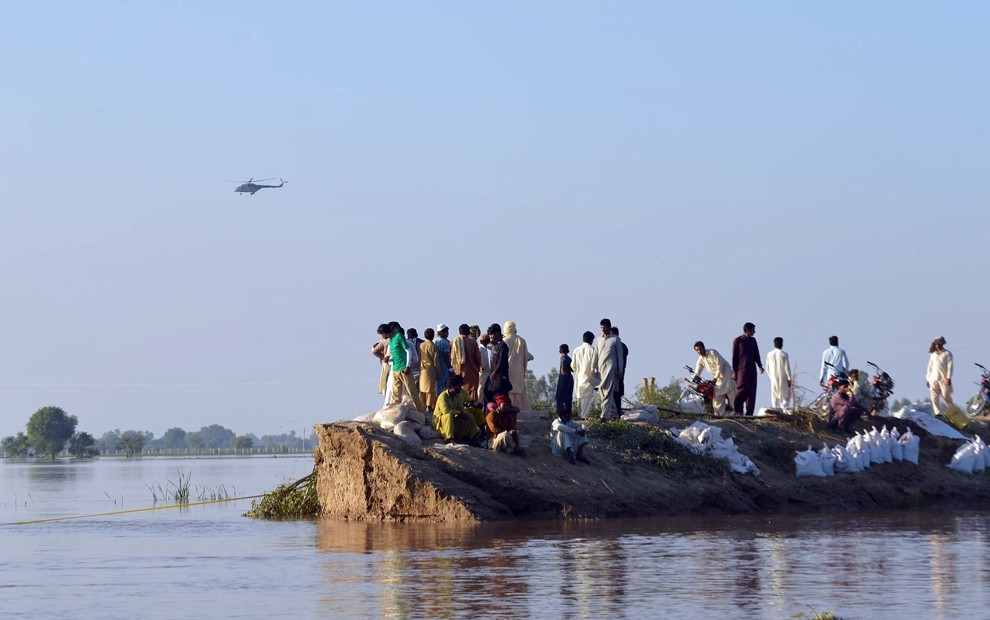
[809,361,847,417]
[866,360,895,414]
[681,365,715,414]
[967,363,990,417]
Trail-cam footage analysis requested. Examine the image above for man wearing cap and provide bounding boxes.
[503,320,534,411]
[434,324,452,397]
[486,393,522,454]
[926,335,954,416]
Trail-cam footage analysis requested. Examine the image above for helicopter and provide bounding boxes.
[232,178,287,195]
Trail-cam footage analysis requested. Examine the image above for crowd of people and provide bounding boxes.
[687,326,956,435]
[374,318,956,462]
[372,318,629,465]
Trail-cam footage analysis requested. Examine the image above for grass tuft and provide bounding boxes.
[245,468,319,519]
[588,419,729,481]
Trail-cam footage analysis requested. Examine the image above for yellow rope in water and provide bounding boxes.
[1,494,265,526]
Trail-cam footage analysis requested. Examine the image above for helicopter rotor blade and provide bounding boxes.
[253,177,276,182]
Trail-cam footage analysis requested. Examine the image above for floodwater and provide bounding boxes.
[2,457,990,619]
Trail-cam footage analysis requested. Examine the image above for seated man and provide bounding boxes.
[827,379,868,433]
[847,369,876,415]
[433,376,485,445]
[486,393,522,454]
[551,408,590,465]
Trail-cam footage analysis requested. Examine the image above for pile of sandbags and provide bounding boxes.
[947,435,990,474]
[669,421,761,476]
[887,403,967,440]
[795,425,920,477]
[354,399,437,445]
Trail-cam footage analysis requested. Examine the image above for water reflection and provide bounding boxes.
[314,512,990,618]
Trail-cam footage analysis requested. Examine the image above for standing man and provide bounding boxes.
[926,335,954,416]
[419,328,439,412]
[406,328,423,394]
[486,323,511,403]
[765,336,793,412]
[594,318,625,421]
[435,324,452,398]
[472,325,491,400]
[689,341,735,416]
[571,331,598,419]
[820,335,850,387]
[503,321,534,411]
[732,322,764,416]
[610,327,629,416]
[387,322,424,412]
[373,324,391,402]
[452,324,483,401]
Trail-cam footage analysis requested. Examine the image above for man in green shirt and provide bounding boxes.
[387,322,424,412]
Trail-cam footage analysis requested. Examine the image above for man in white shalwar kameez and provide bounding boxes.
[594,318,625,420]
[765,337,793,411]
[926,335,954,416]
[503,321,534,411]
[689,341,735,416]
[571,331,598,419]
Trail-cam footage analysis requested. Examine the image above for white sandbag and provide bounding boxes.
[353,412,376,424]
[948,441,978,474]
[678,394,706,414]
[867,427,884,465]
[796,446,826,478]
[727,452,761,476]
[622,406,659,422]
[405,408,426,428]
[888,426,904,460]
[374,402,408,430]
[899,429,920,465]
[417,425,440,440]
[392,421,422,446]
[847,433,870,470]
[979,436,990,470]
[832,445,862,473]
[818,443,836,476]
[878,426,894,463]
[972,438,986,473]
[888,407,967,440]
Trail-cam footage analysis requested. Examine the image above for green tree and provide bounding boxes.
[118,431,146,457]
[634,377,684,413]
[67,432,98,457]
[234,435,254,450]
[26,406,77,459]
[96,430,121,453]
[163,427,187,450]
[526,367,558,411]
[2,432,31,457]
[196,424,236,450]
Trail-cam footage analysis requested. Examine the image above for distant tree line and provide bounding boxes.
[1,406,316,458]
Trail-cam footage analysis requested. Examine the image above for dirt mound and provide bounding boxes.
[312,411,990,522]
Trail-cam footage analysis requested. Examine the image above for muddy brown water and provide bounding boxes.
[2,456,989,619]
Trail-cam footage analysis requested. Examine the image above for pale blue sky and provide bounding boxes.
[2,2,988,438]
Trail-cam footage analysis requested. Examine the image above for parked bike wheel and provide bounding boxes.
[810,392,830,418]
[967,396,987,417]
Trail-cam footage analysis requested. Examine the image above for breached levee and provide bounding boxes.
[314,422,515,522]
[313,411,990,523]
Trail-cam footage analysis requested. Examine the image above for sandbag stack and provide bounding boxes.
[669,421,761,476]
[947,435,990,475]
[795,425,919,477]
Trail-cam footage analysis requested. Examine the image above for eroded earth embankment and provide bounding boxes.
[313,412,990,522]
